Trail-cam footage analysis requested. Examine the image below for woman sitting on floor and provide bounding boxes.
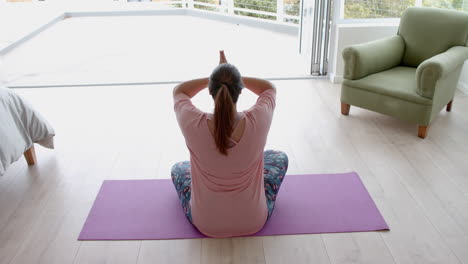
[171,51,288,238]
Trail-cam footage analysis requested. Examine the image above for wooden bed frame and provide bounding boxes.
[23,145,37,165]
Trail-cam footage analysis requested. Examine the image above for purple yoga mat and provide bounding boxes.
[78,172,389,240]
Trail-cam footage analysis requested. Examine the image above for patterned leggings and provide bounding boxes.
[170,150,289,223]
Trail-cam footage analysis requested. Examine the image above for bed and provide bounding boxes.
[0,86,55,176]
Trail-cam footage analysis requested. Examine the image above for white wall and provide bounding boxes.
[328,23,468,94]
[459,62,468,94]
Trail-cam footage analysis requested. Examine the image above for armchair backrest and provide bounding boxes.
[398,7,468,67]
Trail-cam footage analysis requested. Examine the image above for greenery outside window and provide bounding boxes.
[344,0,468,19]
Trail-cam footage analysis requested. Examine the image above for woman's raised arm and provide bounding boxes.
[242,77,276,96]
[173,78,209,99]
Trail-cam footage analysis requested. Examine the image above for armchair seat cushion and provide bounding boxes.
[342,67,432,105]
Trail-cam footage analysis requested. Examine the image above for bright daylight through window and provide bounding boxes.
[344,0,468,18]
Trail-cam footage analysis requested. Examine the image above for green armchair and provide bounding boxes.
[340,7,468,138]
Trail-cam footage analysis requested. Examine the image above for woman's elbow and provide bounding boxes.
[173,84,182,96]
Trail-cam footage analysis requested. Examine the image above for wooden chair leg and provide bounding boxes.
[418,126,428,139]
[446,100,453,112]
[24,145,37,165]
[341,102,350,115]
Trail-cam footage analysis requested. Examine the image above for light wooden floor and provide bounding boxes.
[2,79,468,264]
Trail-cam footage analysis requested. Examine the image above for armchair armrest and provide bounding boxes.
[416,46,468,98]
[342,35,405,80]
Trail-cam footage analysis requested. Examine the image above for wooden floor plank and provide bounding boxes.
[138,239,202,264]
[263,235,331,264]
[73,241,141,264]
[0,152,67,264]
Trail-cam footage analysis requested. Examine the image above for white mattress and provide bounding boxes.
[0,87,55,175]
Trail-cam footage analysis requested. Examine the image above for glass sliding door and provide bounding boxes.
[299,0,332,76]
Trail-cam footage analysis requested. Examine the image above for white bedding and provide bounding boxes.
[0,86,55,175]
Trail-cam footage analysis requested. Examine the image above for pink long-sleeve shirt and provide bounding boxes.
[174,89,276,238]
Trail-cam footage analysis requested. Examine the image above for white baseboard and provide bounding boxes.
[329,73,343,84]
[458,82,468,95]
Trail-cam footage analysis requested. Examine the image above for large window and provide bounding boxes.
[193,0,301,23]
[344,0,468,19]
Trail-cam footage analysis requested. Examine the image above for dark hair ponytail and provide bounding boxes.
[209,63,243,155]
[213,84,235,155]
